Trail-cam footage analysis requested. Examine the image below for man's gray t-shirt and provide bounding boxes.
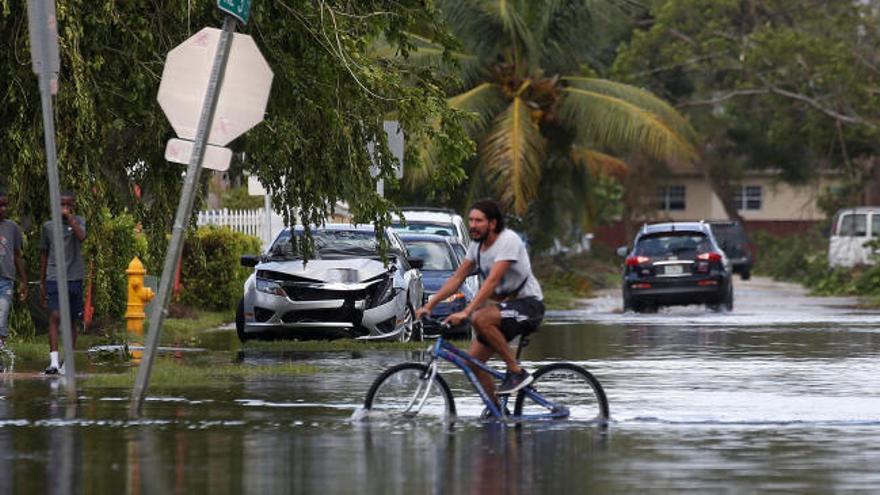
[40,216,86,281]
[0,220,23,281]
[466,229,543,301]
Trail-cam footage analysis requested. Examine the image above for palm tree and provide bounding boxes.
[401,0,697,222]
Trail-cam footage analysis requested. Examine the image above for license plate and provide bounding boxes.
[664,265,684,275]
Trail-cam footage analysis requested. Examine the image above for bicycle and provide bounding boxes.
[363,318,609,422]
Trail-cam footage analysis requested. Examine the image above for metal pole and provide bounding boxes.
[34,0,76,397]
[130,16,237,416]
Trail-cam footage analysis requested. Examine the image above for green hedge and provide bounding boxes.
[180,226,262,311]
[751,228,880,297]
[88,208,150,320]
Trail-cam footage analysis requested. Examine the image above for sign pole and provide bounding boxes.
[130,15,237,416]
[29,0,77,398]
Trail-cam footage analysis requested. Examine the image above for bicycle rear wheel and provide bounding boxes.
[364,363,456,420]
[514,362,609,422]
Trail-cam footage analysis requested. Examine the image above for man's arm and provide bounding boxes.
[67,215,85,242]
[416,259,474,317]
[14,248,27,302]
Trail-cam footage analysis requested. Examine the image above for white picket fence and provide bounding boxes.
[197,208,282,249]
[197,202,351,250]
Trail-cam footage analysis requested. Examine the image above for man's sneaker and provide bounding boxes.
[44,365,59,375]
[58,362,66,375]
[480,404,512,420]
[497,369,533,395]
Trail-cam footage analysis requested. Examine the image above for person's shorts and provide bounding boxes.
[0,278,13,338]
[476,297,545,346]
[46,280,84,321]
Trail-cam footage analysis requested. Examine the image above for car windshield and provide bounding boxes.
[404,241,456,271]
[635,232,712,257]
[268,229,383,259]
[392,222,454,237]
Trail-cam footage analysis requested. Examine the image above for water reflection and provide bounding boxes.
[1,277,880,492]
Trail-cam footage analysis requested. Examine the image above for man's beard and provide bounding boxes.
[470,229,487,242]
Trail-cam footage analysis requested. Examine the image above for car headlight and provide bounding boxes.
[256,278,286,297]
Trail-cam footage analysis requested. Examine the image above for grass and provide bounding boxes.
[153,308,235,345]
[81,358,319,388]
[243,338,471,352]
[533,249,620,310]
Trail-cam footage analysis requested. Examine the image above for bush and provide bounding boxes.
[751,227,878,296]
[180,226,262,311]
[88,209,150,321]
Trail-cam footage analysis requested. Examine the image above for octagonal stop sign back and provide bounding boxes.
[158,27,273,147]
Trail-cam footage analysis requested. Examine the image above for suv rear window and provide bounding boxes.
[635,232,711,257]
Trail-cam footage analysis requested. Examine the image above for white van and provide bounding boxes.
[828,207,880,267]
[391,207,470,248]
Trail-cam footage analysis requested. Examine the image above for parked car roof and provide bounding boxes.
[639,222,712,235]
[397,233,453,243]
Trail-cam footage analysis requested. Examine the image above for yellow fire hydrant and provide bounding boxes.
[125,257,155,336]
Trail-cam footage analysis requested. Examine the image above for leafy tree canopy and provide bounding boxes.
[0,0,474,263]
[613,0,880,185]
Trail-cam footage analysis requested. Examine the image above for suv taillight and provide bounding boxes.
[697,252,722,262]
[625,255,651,266]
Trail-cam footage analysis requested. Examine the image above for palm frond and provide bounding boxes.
[373,32,484,88]
[560,86,698,164]
[439,0,509,61]
[563,77,697,140]
[480,97,545,214]
[449,83,508,133]
[571,146,630,178]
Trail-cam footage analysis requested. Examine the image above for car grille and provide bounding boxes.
[282,307,363,324]
[283,285,369,301]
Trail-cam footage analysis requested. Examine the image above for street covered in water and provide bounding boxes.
[2,277,880,493]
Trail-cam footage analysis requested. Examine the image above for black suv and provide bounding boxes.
[707,221,754,280]
[618,222,733,312]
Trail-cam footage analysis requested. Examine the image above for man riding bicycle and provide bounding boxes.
[415,199,545,401]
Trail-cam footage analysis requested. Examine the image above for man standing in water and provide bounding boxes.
[40,191,86,375]
[0,189,27,350]
[416,199,545,407]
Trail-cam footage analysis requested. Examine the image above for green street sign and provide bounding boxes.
[217,0,251,24]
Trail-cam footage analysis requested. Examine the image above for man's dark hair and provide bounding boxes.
[470,199,505,233]
[61,190,75,199]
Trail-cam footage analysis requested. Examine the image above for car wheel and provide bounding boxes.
[236,298,249,343]
[398,302,416,342]
[740,268,751,281]
[623,292,633,312]
[724,283,734,311]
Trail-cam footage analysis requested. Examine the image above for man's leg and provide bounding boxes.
[471,306,522,374]
[0,281,12,347]
[45,281,60,373]
[48,312,59,352]
[466,339,496,400]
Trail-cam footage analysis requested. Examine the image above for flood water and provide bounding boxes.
[3,277,880,493]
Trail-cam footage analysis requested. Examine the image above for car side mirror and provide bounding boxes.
[408,257,424,270]
[616,246,628,257]
[240,255,260,267]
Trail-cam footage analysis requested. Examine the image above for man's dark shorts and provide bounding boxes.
[46,280,84,321]
[476,297,545,346]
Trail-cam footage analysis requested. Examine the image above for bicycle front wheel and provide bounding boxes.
[364,363,456,421]
[514,362,609,422]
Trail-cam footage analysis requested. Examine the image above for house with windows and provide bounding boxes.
[596,167,837,248]
[653,171,831,230]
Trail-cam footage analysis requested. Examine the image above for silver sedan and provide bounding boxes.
[236,224,424,342]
